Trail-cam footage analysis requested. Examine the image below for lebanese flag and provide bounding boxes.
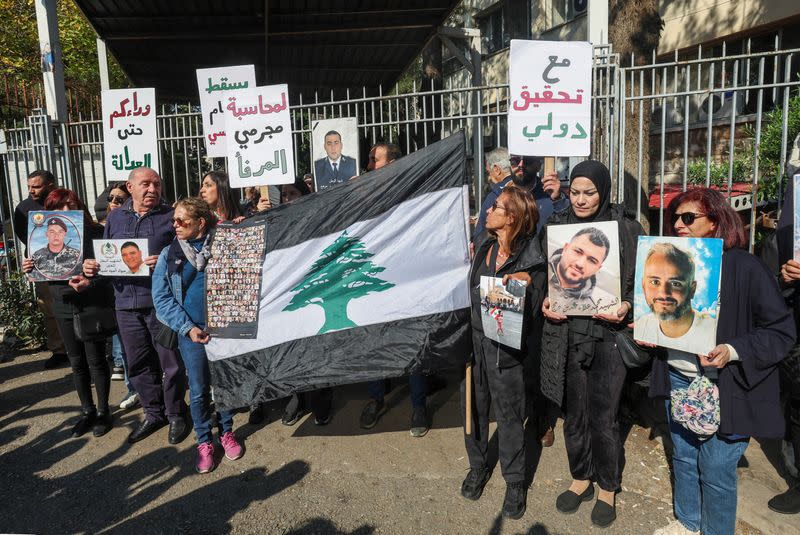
[206,132,472,410]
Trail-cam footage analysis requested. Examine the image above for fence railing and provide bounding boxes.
[2,43,798,272]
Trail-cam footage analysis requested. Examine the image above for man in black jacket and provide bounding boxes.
[13,169,66,368]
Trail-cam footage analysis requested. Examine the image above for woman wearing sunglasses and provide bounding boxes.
[649,187,795,535]
[461,185,544,520]
[539,160,644,528]
[151,197,244,473]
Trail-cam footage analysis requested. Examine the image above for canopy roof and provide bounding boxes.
[74,0,457,100]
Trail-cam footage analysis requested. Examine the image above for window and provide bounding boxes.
[543,0,587,30]
[477,4,510,55]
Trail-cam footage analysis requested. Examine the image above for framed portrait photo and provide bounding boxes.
[27,210,84,281]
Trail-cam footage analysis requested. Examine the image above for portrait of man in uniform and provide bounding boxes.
[29,214,83,280]
[312,118,360,191]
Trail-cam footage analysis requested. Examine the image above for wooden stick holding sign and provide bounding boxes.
[465,362,473,435]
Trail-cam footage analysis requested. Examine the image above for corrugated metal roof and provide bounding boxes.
[74,0,457,100]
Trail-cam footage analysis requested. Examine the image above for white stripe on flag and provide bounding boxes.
[207,186,471,361]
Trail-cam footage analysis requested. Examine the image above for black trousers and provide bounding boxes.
[780,344,800,471]
[462,336,526,484]
[55,316,111,415]
[563,339,626,492]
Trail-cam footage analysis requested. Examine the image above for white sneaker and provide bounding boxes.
[119,392,139,411]
[653,520,700,535]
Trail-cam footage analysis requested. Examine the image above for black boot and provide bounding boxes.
[92,413,113,437]
[502,482,527,519]
[768,485,800,514]
[71,411,96,437]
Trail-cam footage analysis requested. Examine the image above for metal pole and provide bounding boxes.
[97,38,110,91]
[33,0,68,121]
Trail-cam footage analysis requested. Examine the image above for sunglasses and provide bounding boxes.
[672,212,708,226]
[509,157,522,166]
[491,201,507,212]
[107,195,126,204]
[171,217,193,227]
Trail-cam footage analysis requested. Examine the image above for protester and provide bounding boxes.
[510,155,568,233]
[199,171,246,222]
[539,160,644,528]
[461,185,544,520]
[22,189,115,437]
[241,186,260,216]
[152,197,243,473]
[83,167,190,445]
[280,177,311,204]
[13,169,66,369]
[94,182,138,408]
[763,149,800,515]
[366,142,402,172]
[649,188,795,535]
[473,148,513,238]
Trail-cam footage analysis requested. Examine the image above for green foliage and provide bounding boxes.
[0,0,127,92]
[686,155,752,188]
[0,272,45,348]
[744,89,800,203]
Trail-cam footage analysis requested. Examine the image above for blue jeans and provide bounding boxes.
[178,335,234,445]
[112,334,135,394]
[368,372,427,409]
[667,369,749,535]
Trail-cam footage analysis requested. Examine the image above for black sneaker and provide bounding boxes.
[502,482,527,520]
[359,400,385,429]
[768,485,800,514]
[281,395,303,426]
[71,411,96,437]
[410,405,429,437]
[44,352,68,370]
[460,467,490,500]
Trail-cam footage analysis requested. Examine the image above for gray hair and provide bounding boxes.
[485,147,511,174]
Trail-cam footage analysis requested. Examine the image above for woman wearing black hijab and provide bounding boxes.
[538,160,644,527]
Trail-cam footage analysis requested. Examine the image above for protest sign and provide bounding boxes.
[794,174,800,261]
[206,219,268,339]
[101,88,159,182]
[479,276,527,350]
[27,210,84,281]
[311,117,360,191]
[196,65,257,158]
[546,221,621,316]
[508,40,592,156]
[93,238,150,277]
[225,83,295,188]
[633,236,723,355]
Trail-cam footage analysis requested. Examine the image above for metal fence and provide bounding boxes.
[2,42,798,271]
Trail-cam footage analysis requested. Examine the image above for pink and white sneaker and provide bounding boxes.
[220,431,243,461]
[196,442,215,473]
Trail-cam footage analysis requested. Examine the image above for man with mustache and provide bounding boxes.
[83,167,189,445]
[548,227,619,314]
[636,242,716,355]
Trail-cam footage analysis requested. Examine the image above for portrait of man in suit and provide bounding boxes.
[314,130,358,191]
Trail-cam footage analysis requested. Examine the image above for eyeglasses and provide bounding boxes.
[672,212,708,226]
[171,217,193,227]
[107,195,126,204]
[491,201,507,212]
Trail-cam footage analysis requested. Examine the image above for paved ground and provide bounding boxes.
[1,349,798,535]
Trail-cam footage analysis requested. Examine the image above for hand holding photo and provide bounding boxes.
[546,220,621,316]
[633,236,723,355]
[27,211,84,281]
[479,275,527,350]
[92,239,150,276]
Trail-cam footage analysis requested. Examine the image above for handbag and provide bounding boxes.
[611,327,654,368]
[154,323,179,349]
[670,360,720,438]
[73,307,117,342]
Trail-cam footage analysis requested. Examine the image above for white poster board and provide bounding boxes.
[93,238,150,277]
[101,88,159,183]
[508,40,592,156]
[196,65,257,157]
[225,84,295,188]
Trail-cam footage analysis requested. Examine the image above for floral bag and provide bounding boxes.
[670,362,720,438]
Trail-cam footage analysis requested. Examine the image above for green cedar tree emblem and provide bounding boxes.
[283,230,395,334]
